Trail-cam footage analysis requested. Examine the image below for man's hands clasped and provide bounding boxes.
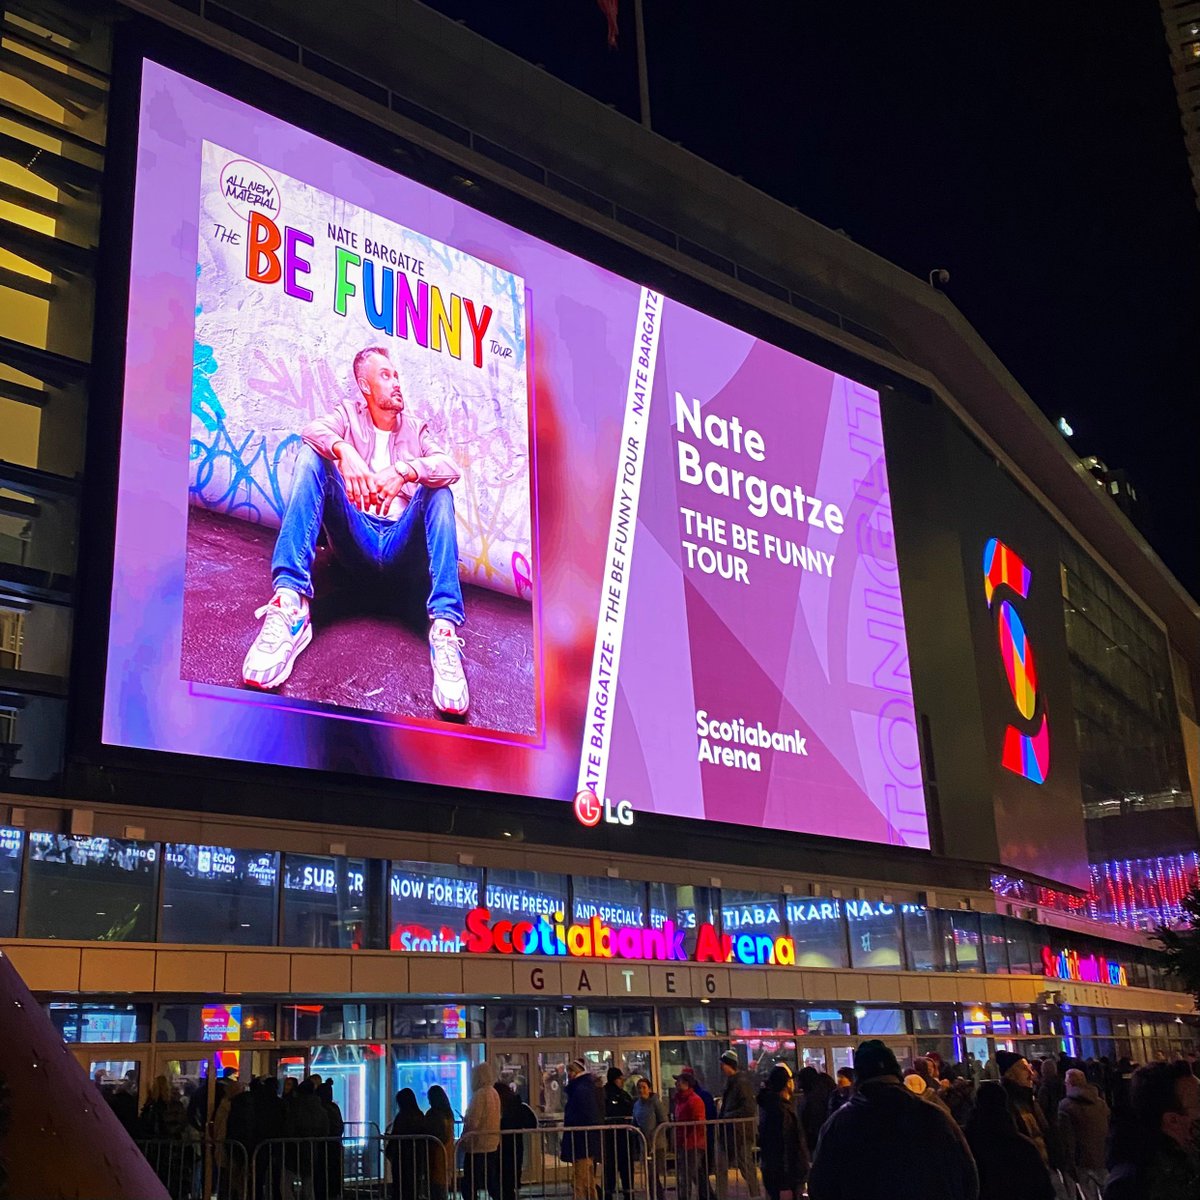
[332,442,417,515]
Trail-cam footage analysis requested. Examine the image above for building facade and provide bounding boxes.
[2,0,1200,1133]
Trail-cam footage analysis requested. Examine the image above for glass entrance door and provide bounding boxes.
[617,1041,656,1090]
[492,1042,573,1121]
[75,1046,148,1115]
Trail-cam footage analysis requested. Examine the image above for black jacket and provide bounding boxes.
[799,1076,836,1154]
[965,1116,1054,1200]
[756,1088,809,1191]
[561,1074,602,1162]
[808,1079,979,1200]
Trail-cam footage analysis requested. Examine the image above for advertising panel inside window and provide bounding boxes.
[103,58,926,848]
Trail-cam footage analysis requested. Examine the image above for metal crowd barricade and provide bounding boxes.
[135,1137,250,1200]
[252,1136,348,1200]
[377,1131,447,1200]
[651,1118,759,1200]
[490,1121,650,1200]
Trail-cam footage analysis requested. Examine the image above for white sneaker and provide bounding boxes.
[430,623,469,716]
[242,592,312,690]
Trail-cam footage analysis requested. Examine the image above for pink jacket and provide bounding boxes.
[302,396,460,508]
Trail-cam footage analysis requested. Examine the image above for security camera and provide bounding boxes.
[929,268,950,287]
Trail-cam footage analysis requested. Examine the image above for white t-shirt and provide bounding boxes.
[369,426,400,520]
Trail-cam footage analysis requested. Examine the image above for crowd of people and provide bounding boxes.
[110,1043,1200,1200]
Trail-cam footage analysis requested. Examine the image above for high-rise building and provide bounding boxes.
[1,0,1199,1158]
[1159,0,1200,208]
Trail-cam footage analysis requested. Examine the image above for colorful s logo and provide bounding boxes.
[983,538,1049,784]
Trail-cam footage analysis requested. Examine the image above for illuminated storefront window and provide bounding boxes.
[389,860,481,953]
[785,896,850,968]
[573,876,647,926]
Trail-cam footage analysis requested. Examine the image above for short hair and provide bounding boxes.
[1130,1061,1194,1133]
[352,345,391,385]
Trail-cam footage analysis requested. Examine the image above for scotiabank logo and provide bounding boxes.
[573,788,633,827]
[983,538,1049,784]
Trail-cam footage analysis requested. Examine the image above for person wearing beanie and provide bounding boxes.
[561,1059,601,1200]
[808,1040,979,1200]
[756,1062,808,1200]
[601,1066,635,1200]
[963,1081,1054,1200]
[716,1050,759,1199]
[1055,1067,1108,1200]
[994,1052,1050,1168]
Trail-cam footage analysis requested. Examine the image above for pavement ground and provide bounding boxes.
[180,506,537,735]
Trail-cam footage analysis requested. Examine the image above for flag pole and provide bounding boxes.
[634,0,651,129]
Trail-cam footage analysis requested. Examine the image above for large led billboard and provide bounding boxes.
[103,59,927,848]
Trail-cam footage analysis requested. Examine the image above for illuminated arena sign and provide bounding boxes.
[1041,945,1127,987]
[463,906,796,966]
[984,538,1050,784]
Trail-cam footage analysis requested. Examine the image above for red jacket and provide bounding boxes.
[673,1089,707,1149]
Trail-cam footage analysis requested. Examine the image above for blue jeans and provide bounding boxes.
[272,445,465,625]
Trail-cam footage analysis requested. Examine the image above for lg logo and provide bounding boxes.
[983,537,1049,784]
[573,789,634,828]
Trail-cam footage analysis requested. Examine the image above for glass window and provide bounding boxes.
[856,1008,905,1035]
[0,827,22,936]
[572,876,647,926]
[659,1040,724,1098]
[847,901,901,969]
[310,1042,388,1129]
[486,1005,571,1039]
[721,890,786,939]
[902,906,954,971]
[911,1009,955,1035]
[485,868,567,923]
[1003,918,1033,975]
[154,1003,276,1043]
[161,844,278,946]
[50,1002,150,1043]
[283,854,385,949]
[980,914,1009,974]
[785,896,850,968]
[279,1003,387,1042]
[392,1042,484,1125]
[659,1006,728,1037]
[950,912,982,973]
[389,860,481,953]
[797,1008,852,1036]
[24,834,158,941]
[394,1004,485,1039]
[649,882,718,957]
[728,1008,795,1088]
[577,1006,654,1037]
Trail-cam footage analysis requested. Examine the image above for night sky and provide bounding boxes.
[426,0,1200,596]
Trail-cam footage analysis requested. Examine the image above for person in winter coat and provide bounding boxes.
[316,1081,344,1200]
[1056,1068,1109,1200]
[796,1067,836,1155]
[497,1080,538,1200]
[424,1086,456,1200]
[994,1052,1050,1168]
[913,1059,950,1111]
[562,1059,602,1200]
[283,1079,329,1200]
[1104,1060,1200,1200]
[632,1077,667,1200]
[963,1081,1054,1200]
[462,1062,501,1200]
[756,1064,808,1200]
[827,1068,854,1117]
[601,1067,636,1200]
[808,1039,979,1200]
[716,1050,759,1199]
[672,1070,711,1200]
[387,1088,426,1200]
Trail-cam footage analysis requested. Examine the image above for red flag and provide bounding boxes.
[597,0,619,48]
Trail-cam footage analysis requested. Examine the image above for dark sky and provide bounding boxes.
[426,0,1200,595]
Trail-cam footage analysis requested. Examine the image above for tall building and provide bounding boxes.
[1160,0,1200,209]
[1,0,1199,1147]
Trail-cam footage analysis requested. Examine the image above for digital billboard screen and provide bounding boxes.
[103,58,926,848]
